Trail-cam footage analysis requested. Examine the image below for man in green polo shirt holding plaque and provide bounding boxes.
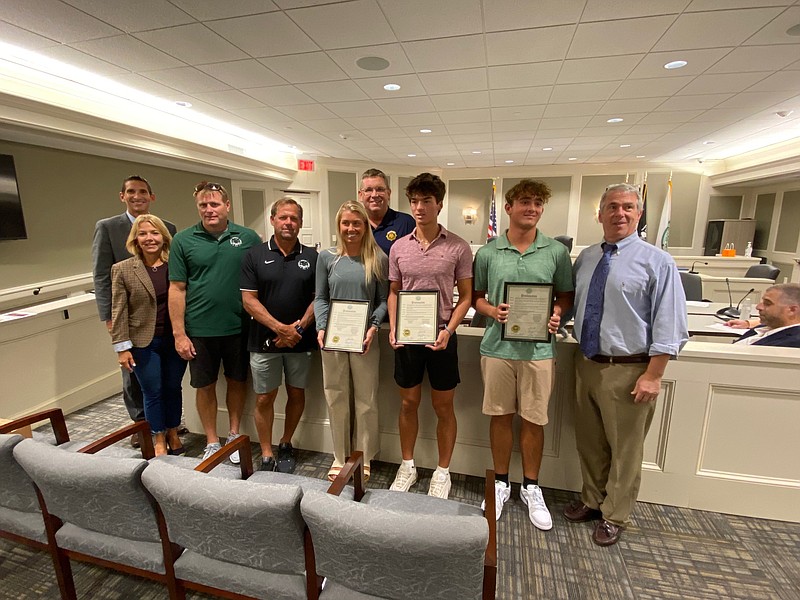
[472,179,573,530]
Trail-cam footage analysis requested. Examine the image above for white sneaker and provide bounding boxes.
[202,442,221,461]
[427,470,451,499]
[226,432,242,465]
[481,480,511,521]
[520,484,552,531]
[389,463,417,492]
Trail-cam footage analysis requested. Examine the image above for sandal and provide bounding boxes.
[327,466,342,482]
[363,465,371,483]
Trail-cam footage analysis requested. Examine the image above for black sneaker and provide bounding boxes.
[260,456,276,472]
[276,442,296,473]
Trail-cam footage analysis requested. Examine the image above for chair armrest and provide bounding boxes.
[326,451,364,500]
[195,435,253,479]
[483,469,497,600]
[0,408,70,444]
[78,421,155,459]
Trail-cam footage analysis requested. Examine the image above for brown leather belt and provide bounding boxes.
[589,354,650,364]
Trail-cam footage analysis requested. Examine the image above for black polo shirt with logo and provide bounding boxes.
[240,237,317,353]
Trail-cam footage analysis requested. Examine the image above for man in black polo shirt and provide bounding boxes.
[359,168,415,256]
[240,198,317,472]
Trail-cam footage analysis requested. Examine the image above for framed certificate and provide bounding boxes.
[501,282,554,343]
[323,299,370,353]
[396,290,439,345]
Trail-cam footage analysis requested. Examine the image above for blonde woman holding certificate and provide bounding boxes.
[315,201,389,482]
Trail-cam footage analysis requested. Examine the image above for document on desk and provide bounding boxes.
[0,311,35,323]
[686,301,711,307]
[705,322,736,332]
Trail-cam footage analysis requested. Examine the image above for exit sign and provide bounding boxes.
[298,159,315,171]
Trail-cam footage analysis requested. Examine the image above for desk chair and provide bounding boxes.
[744,264,780,280]
[680,271,705,302]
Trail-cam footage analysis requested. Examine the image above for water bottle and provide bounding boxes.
[744,241,753,257]
[740,296,752,319]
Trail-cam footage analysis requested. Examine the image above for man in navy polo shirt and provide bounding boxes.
[359,168,415,256]
[240,198,317,472]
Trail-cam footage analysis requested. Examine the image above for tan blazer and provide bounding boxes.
[110,257,160,348]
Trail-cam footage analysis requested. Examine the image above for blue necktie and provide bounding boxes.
[580,243,616,358]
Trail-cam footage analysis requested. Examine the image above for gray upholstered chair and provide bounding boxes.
[12,426,181,600]
[744,264,780,280]
[301,467,497,600]
[680,271,705,302]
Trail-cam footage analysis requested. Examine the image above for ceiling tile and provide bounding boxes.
[260,52,348,84]
[324,100,385,118]
[208,13,318,58]
[63,0,194,32]
[304,118,352,132]
[71,35,184,71]
[232,105,296,124]
[706,44,800,74]
[611,76,693,99]
[539,116,592,129]
[443,122,492,135]
[601,97,669,113]
[360,127,407,139]
[134,23,247,65]
[354,74,427,99]
[375,96,436,114]
[344,115,397,129]
[637,110,705,124]
[141,66,231,93]
[430,91,490,111]
[418,68,488,95]
[654,8,784,51]
[491,105,546,121]
[582,0,690,21]
[244,85,316,106]
[742,6,800,46]
[391,112,443,126]
[543,101,605,118]
[36,45,127,76]
[327,44,413,78]
[2,0,119,43]
[550,81,620,103]
[628,48,731,78]
[103,72,189,100]
[403,35,486,72]
[168,0,279,20]
[0,20,59,48]
[276,103,338,120]
[489,87,552,108]
[616,122,676,135]
[678,72,769,95]
[484,0,583,31]
[487,26,573,65]
[492,120,540,133]
[287,0,394,49]
[191,89,264,110]
[747,70,800,92]
[557,55,644,84]
[716,90,795,110]
[197,60,286,89]
[296,80,368,102]
[568,16,675,59]
[377,0,481,41]
[488,62,562,89]
[438,109,491,124]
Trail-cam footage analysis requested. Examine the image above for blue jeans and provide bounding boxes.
[131,336,187,434]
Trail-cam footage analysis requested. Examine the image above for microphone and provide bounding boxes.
[689,260,708,274]
[716,277,737,320]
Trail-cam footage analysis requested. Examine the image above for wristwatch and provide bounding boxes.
[295,324,305,335]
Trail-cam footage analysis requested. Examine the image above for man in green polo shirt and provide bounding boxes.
[169,182,261,461]
[472,179,574,530]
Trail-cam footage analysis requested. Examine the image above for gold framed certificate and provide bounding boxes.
[396,290,439,345]
[501,282,554,343]
[323,299,370,353]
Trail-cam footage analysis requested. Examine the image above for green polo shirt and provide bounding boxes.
[473,231,573,360]
[169,221,261,337]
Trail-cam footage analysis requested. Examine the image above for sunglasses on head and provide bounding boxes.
[194,182,223,193]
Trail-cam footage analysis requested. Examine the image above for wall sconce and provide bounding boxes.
[463,207,478,224]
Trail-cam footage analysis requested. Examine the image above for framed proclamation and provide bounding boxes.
[323,299,370,352]
[501,282,554,343]
[396,290,439,345]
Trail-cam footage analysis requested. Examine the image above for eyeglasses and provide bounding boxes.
[361,186,388,194]
[194,182,223,193]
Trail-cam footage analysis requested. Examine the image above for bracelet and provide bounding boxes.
[443,325,453,336]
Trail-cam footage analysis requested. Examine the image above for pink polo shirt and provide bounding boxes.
[389,226,473,324]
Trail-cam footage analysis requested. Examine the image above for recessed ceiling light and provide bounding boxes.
[619,144,631,148]
[664,60,688,70]
[786,24,800,36]
[703,140,716,145]
[568,157,577,161]
[419,128,432,133]
[607,117,624,123]
[357,56,390,71]
[446,162,455,166]
[776,110,794,117]
[542,147,553,151]
[472,151,481,154]
[383,83,401,91]
[174,101,192,108]
[407,153,416,157]
[636,155,646,158]
[505,160,514,163]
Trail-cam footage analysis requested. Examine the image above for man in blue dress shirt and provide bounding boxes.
[358,169,415,256]
[566,183,688,546]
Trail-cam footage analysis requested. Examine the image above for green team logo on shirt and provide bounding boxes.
[230,236,242,247]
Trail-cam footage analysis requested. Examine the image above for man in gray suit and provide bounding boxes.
[92,175,177,443]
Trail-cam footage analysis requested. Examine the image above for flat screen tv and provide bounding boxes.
[0,154,27,240]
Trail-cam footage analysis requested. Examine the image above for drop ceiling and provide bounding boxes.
[1,0,800,168]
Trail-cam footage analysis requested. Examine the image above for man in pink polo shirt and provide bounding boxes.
[387,172,473,499]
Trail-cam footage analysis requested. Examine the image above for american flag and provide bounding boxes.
[487,182,497,240]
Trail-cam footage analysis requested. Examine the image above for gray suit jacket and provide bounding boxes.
[92,212,176,321]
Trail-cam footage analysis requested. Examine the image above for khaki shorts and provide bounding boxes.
[480,356,554,425]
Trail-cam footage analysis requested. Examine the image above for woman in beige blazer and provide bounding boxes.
[111,215,186,456]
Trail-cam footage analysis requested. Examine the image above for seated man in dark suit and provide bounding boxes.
[733,283,800,348]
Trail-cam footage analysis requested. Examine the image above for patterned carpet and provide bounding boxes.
[1,394,798,599]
